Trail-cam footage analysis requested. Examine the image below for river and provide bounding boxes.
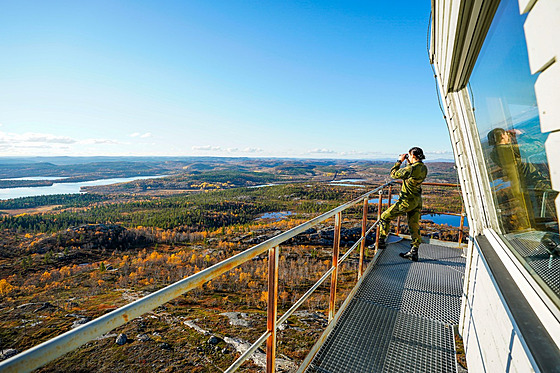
[0,175,167,200]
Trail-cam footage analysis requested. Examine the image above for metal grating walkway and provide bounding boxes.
[305,239,466,373]
[507,231,560,296]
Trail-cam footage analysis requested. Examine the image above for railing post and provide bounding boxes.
[458,206,465,244]
[396,216,401,235]
[376,190,383,250]
[328,212,342,322]
[266,246,279,373]
[358,197,368,279]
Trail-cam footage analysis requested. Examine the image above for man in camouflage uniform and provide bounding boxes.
[378,147,428,261]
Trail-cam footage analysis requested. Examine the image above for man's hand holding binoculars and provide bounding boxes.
[398,153,409,163]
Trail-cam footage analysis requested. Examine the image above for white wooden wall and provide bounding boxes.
[461,239,535,372]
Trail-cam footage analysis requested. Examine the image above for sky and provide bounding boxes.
[0,1,452,160]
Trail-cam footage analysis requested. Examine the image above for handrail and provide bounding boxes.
[0,181,394,373]
[0,180,466,373]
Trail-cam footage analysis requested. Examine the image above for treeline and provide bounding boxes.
[0,200,282,233]
[130,170,282,188]
[285,186,357,201]
[0,183,462,235]
[0,194,110,210]
[0,160,173,179]
[82,169,281,194]
[0,179,54,189]
[178,170,278,184]
[0,184,360,234]
[421,186,463,214]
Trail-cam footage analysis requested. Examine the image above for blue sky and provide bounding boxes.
[0,1,452,159]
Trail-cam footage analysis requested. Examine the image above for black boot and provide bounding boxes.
[399,247,418,262]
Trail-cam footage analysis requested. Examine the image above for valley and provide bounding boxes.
[0,157,463,372]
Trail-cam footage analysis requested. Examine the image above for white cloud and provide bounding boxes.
[191,146,263,154]
[426,150,453,155]
[192,145,222,151]
[24,132,76,144]
[130,132,152,138]
[308,148,336,154]
[0,133,12,144]
[81,138,119,145]
[243,147,263,153]
[0,131,76,144]
[3,144,56,150]
[0,130,122,156]
[339,150,379,156]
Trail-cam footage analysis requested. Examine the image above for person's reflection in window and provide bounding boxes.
[487,128,552,232]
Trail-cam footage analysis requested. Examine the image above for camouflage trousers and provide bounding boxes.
[379,195,422,249]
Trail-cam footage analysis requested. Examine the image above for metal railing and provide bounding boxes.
[0,180,465,373]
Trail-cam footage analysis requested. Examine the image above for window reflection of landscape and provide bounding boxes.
[470,0,559,305]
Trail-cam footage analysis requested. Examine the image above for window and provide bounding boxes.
[470,0,560,305]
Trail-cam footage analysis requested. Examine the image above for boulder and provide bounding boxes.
[220,312,252,327]
[115,333,127,345]
[207,336,221,345]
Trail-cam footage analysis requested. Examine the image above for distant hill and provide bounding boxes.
[0,155,455,165]
[0,156,457,194]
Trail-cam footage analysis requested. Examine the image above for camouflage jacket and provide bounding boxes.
[390,160,428,198]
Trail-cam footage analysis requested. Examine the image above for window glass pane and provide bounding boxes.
[470,0,560,305]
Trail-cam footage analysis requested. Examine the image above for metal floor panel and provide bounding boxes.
[382,312,455,373]
[356,241,465,324]
[308,300,399,373]
[305,240,465,373]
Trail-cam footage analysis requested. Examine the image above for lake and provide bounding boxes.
[331,183,366,188]
[0,175,167,200]
[257,211,294,221]
[248,183,278,188]
[330,179,366,183]
[422,213,468,228]
[367,198,467,227]
[330,179,366,187]
[369,196,399,204]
